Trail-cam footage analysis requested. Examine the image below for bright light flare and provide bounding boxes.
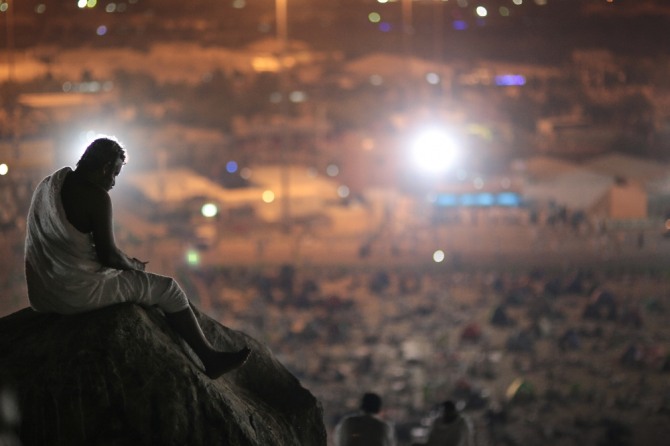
[476,6,488,17]
[201,203,218,218]
[410,128,459,174]
[433,250,445,263]
[262,190,275,203]
[0,163,8,175]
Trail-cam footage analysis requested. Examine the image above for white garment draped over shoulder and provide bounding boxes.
[25,167,188,315]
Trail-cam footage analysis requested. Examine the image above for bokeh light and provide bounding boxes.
[453,20,468,31]
[186,249,200,266]
[337,185,350,199]
[0,163,8,176]
[410,128,459,174]
[426,72,440,85]
[368,12,381,24]
[326,164,339,177]
[433,250,445,263]
[262,190,275,203]
[201,203,218,218]
[369,75,383,86]
[476,6,488,17]
[226,160,238,173]
[379,22,392,32]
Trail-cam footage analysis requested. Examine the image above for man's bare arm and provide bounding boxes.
[89,190,146,271]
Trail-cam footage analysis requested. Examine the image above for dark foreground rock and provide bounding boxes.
[0,303,326,446]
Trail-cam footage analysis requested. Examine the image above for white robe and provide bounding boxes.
[24,167,189,315]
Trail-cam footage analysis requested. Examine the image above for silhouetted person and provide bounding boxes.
[333,392,396,446]
[24,137,250,378]
[422,400,474,446]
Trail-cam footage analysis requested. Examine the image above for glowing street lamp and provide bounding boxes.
[410,127,459,175]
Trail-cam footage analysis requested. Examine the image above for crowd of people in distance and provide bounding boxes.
[174,262,670,445]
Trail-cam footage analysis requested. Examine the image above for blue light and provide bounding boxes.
[496,192,521,206]
[436,194,458,207]
[495,75,526,86]
[452,20,468,31]
[226,161,238,173]
[379,22,391,32]
[460,194,477,206]
[433,192,522,208]
[477,193,495,206]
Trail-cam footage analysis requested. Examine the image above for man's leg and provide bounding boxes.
[165,306,250,379]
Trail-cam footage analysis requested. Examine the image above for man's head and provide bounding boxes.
[360,392,382,415]
[77,137,126,171]
[441,400,458,422]
[76,138,126,191]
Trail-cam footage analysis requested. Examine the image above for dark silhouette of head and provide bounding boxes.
[77,138,126,172]
[360,392,382,415]
[441,400,459,422]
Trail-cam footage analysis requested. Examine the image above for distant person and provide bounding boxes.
[333,392,396,446]
[421,400,474,446]
[24,137,250,378]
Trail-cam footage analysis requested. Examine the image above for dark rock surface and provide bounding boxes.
[0,303,326,446]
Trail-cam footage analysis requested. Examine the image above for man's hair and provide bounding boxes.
[441,400,457,413]
[360,392,382,414]
[76,137,126,171]
[441,400,458,422]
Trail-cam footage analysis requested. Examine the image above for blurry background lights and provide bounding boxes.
[262,190,275,203]
[186,249,200,266]
[476,6,488,17]
[326,164,339,177]
[337,185,350,199]
[368,12,381,24]
[201,203,218,218]
[226,160,238,173]
[78,0,97,8]
[425,72,440,85]
[369,74,383,86]
[0,163,8,175]
[411,128,459,174]
[433,250,446,263]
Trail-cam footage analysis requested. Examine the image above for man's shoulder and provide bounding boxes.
[62,171,109,202]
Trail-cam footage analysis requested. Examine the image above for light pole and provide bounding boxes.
[276,0,291,233]
[4,0,14,82]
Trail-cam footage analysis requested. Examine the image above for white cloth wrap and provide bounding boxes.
[24,167,189,315]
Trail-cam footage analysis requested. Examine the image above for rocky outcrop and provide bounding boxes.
[0,303,326,446]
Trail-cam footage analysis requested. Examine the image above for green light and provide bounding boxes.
[368,12,381,24]
[186,250,200,266]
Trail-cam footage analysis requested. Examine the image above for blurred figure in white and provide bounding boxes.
[333,392,396,446]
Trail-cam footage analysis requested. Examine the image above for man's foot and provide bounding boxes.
[204,347,251,379]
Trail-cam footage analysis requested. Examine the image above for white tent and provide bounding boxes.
[523,168,613,210]
[125,167,264,205]
[124,165,340,223]
[585,152,670,188]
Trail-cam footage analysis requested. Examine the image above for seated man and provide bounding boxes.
[24,137,250,379]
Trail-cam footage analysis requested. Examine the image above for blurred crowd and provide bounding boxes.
[177,262,670,446]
